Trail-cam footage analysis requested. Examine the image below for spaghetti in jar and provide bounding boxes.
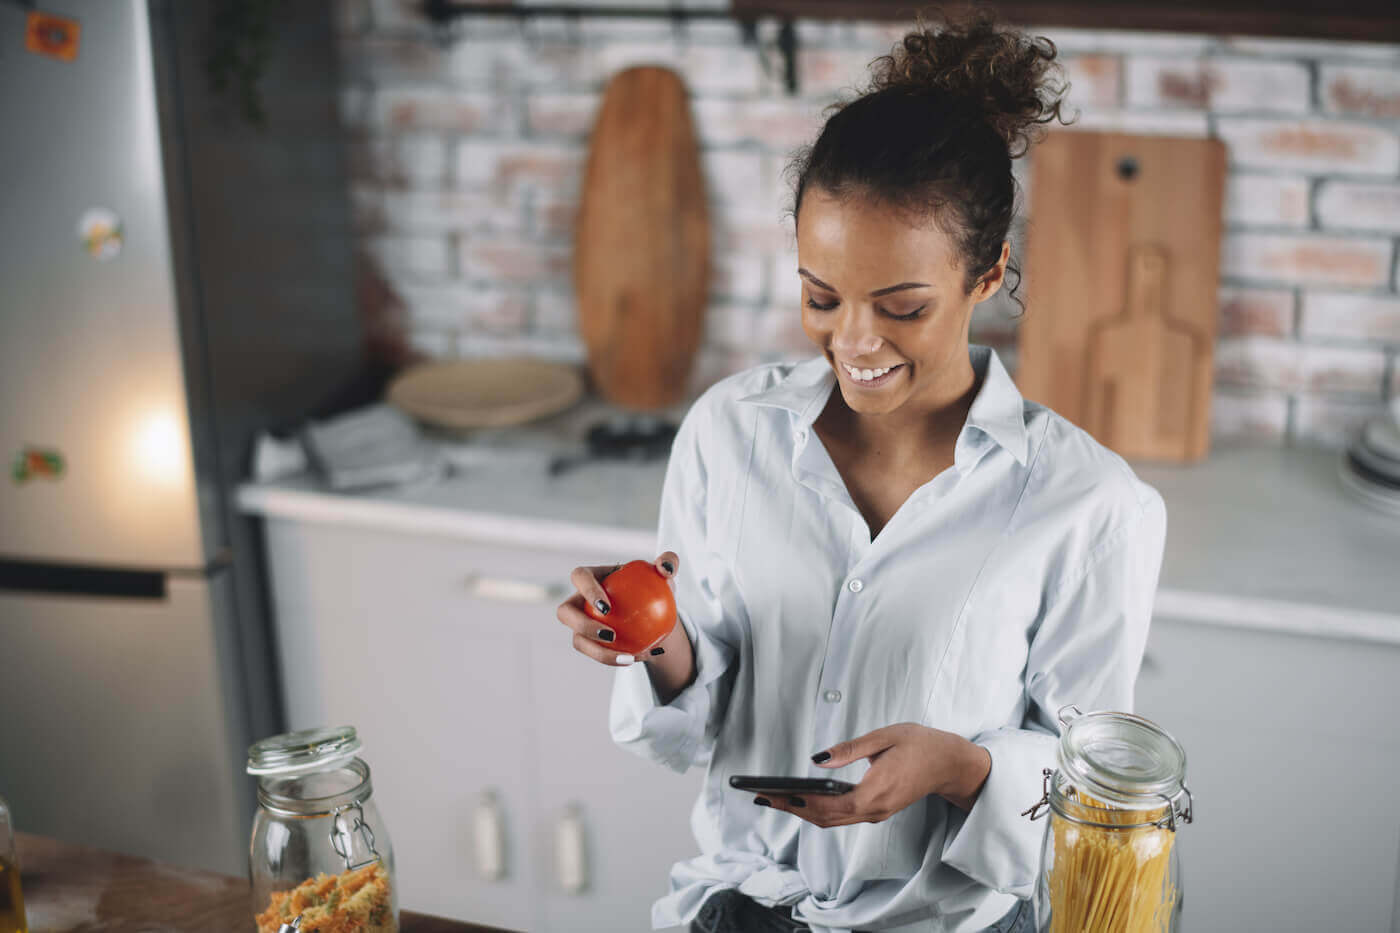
[1026,707,1193,933]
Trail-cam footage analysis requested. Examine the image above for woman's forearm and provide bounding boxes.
[646,622,698,705]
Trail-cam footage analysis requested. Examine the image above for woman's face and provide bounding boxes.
[795,189,1007,419]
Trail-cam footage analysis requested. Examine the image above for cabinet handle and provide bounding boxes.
[474,790,506,882]
[464,574,570,604]
[555,803,588,895]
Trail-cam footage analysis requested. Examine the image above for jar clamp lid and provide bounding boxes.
[247,726,362,778]
[1057,705,1186,804]
[1024,706,1194,831]
[248,725,384,871]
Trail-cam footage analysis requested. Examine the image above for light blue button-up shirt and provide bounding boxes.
[610,346,1167,933]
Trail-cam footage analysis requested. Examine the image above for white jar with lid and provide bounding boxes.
[1026,707,1193,933]
[247,726,398,932]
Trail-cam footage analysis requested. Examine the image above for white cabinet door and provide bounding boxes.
[262,517,674,931]
[526,619,706,933]
[263,519,553,931]
[1136,617,1400,933]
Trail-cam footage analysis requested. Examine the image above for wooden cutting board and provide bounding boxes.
[1017,131,1227,462]
[574,66,710,411]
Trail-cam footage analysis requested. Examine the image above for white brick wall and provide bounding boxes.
[1214,118,1400,175]
[1300,293,1400,342]
[337,8,1400,449]
[1225,174,1310,228]
[1314,181,1400,233]
[1124,57,1310,113]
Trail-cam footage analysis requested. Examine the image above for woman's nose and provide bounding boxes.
[830,309,884,359]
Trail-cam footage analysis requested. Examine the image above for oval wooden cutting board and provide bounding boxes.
[574,66,710,410]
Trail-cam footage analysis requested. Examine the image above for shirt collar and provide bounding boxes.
[738,345,1029,466]
[963,344,1029,466]
[737,356,835,428]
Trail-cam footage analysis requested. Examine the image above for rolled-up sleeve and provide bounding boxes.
[609,404,746,774]
[942,486,1167,896]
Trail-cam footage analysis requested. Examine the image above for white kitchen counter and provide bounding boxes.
[238,428,1400,645]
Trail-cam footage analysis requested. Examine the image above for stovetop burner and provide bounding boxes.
[548,415,677,476]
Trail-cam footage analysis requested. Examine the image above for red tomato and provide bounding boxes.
[583,560,676,654]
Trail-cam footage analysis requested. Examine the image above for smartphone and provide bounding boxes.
[728,775,856,796]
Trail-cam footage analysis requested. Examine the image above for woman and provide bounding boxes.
[555,13,1166,933]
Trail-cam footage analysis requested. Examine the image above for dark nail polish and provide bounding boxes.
[811,751,831,764]
[790,796,806,808]
[661,560,674,574]
[650,646,665,656]
[754,797,771,807]
[596,629,615,643]
[595,599,610,615]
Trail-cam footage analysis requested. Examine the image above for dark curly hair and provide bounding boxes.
[786,10,1070,311]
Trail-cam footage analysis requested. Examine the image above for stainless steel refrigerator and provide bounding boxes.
[0,0,366,874]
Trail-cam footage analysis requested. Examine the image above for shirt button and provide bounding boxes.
[823,690,842,703]
[847,578,864,593]
[795,429,808,443]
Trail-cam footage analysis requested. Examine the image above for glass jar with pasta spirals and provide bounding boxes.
[1025,707,1193,933]
[247,726,398,933]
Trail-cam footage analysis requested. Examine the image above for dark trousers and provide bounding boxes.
[689,888,1031,933]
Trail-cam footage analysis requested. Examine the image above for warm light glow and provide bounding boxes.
[131,409,186,486]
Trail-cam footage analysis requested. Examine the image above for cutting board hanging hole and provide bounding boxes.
[1116,156,1140,182]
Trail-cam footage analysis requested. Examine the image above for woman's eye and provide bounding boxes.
[887,305,927,321]
[804,296,927,320]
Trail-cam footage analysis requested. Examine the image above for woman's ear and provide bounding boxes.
[973,241,1011,302]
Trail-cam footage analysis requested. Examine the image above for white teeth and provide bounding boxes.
[844,363,895,382]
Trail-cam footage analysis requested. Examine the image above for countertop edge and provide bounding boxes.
[236,482,1400,648]
[236,482,658,556]
[1151,589,1400,647]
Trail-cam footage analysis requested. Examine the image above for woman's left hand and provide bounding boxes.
[755,723,992,826]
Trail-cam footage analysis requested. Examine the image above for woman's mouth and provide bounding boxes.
[840,362,904,388]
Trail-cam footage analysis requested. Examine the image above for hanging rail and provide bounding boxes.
[419,1,800,94]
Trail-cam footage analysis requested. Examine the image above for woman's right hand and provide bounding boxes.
[555,552,680,667]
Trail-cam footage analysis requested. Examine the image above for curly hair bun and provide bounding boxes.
[866,10,1068,158]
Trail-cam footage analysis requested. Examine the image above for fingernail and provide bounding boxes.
[650,646,665,656]
[596,629,615,643]
[615,654,635,666]
[790,797,806,808]
[811,751,831,764]
[661,560,674,574]
[595,599,610,615]
[754,797,771,807]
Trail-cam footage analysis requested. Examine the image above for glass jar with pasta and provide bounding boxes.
[247,726,398,933]
[1025,707,1193,933]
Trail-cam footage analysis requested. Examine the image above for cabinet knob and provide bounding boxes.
[474,789,506,881]
[464,574,570,604]
[555,803,588,895]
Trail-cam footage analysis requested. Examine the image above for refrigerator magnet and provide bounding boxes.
[77,208,123,261]
[11,446,65,484]
[25,11,81,62]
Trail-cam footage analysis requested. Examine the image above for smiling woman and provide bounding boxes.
[555,10,1168,933]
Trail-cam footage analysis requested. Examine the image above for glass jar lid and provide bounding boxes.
[247,725,362,778]
[1057,708,1186,807]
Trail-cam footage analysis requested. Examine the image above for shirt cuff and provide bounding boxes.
[941,727,1057,897]
[608,659,712,774]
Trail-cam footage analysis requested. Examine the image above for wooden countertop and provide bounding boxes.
[14,832,516,932]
